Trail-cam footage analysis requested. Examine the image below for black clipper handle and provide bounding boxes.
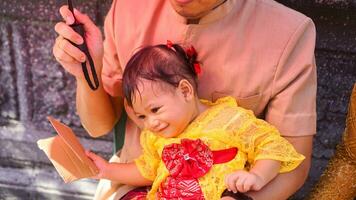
[67,0,99,90]
[70,24,86,52]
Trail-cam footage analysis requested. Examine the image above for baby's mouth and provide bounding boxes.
[157,125,168,133]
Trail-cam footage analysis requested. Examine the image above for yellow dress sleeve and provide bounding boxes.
[227,107,305,173]
[134,130,160,181]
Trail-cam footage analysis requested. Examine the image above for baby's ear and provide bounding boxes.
[177,79,194,100]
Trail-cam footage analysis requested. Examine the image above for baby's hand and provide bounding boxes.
[225,170,265,193]
[85,150,108,179]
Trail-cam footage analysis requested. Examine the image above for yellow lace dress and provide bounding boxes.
[135,96,305,200]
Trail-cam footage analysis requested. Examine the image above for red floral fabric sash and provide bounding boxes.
[159,139,238,199]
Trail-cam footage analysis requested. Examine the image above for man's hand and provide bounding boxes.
[225,170,265,193]
[53,6,117,137]
[53,5,104,79]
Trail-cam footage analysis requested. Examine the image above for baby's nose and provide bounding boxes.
[148,118,160,130]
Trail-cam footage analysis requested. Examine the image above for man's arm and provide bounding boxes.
[247,135,313,200]
[53,5,122,137]
[73,7,121,137]
[76,77,120,137]
[75,0,125,137]
[247,15,316,200]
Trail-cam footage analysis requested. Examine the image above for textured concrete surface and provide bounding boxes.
[278,2,356,199]
[0,1,113,199]
[0,0,355,199]
[0,22,18,124]
[281,0,356,9]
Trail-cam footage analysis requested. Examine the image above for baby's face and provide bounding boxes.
[131,80,196,138]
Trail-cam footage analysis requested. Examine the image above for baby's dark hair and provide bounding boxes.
[122,43,200,107]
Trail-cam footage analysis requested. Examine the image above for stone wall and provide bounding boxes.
[0,0,355,199]
[0,1,112,199]
[279,1,356,199]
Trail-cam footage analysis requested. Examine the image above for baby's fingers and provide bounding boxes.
[240,177,254,193]
[85,150,98,161]
[235,175,248,193]
[225,173,240,193]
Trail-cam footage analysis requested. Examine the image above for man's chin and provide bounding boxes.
[174,0,194,4]
[175,9,204,19]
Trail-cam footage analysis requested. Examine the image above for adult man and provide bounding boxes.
[53,0,316,199]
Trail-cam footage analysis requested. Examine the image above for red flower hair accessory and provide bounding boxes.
[166,40,173,48]
[194,63,202,75]
[185,46,202,76]
[185,46,197,58]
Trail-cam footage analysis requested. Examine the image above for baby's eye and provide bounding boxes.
[151,107,160,113]
[138,115,146,119]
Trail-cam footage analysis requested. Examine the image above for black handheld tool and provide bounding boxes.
[67,0,99,90]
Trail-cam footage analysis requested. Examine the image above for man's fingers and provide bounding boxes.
[54,36,86,63]
[57,37,86,62]
[59,5,95,33]
[53,38,84,77]
[73,9,100,34]
[54,22,83,45]
[59,5,75,25]
[53,45,73,63]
